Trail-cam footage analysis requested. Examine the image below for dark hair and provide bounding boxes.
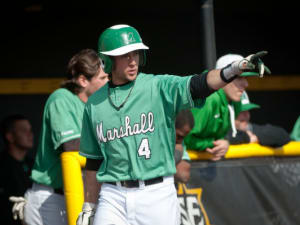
[0,114,28,145]
[175,109,195,129]
[61,49,102,94]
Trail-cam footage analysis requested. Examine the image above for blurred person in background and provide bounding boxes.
[9,49,108,225]
[184,54,263,160]
[0,114,34,225]
[227,91,291,147]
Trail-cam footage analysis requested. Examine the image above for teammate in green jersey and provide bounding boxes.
[76,25,270,225]
[184,54,263,161]
[20,49,108,225]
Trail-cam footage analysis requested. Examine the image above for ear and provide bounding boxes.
[77,75,89,88]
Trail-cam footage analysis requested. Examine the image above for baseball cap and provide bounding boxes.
[216,54,259,77]
[240,91,260,112]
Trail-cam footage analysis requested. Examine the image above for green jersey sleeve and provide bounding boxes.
[79,105,103,159]
[157,75,205,116]
[46,97,82,150]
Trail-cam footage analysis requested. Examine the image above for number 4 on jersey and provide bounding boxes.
[138,138,151,159]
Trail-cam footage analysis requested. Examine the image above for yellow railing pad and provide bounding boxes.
[188,141,300,160]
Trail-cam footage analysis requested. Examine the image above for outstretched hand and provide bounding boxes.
[220,51,271,83]
[238,51,271,77]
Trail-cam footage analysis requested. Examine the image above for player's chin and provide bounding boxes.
[233,92,243,101]
[126,73,138,81]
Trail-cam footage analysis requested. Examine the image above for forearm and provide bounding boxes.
[206,69,228,90]
[77,166,100,225]
[84,170,101,204]
[175,160,191,183]
[190,73,215,99]
[84,158,102,203]
[174,143,183,165]
[189,70,236,99]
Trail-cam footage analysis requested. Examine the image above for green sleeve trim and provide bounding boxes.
[79,152,103,160]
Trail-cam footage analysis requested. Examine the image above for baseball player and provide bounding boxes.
[14,49,108,225]
[76,24,270,225]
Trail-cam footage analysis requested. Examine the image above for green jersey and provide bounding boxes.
[79,73,204,182]
[31,88,85,188]
[291,116,300,141]
[184,89,237,151]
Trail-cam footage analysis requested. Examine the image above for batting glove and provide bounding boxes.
[76,202,96,225]
[221,51,271,82]
[9,196,26,221]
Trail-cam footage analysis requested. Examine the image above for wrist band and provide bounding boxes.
[220,64,238,83]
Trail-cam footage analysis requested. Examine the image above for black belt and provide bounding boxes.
[54,188,64,195]
[107,176,163,188]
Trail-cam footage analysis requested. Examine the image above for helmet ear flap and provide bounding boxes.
[99,53,113,74]
[139,50,146,67]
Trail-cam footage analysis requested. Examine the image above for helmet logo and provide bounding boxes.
[127,32,136,43]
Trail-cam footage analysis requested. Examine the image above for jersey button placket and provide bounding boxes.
[113,87,118,105]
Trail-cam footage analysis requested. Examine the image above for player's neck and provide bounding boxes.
[111,72,137,86]
[77,92,88,103]
[111,78,128,86]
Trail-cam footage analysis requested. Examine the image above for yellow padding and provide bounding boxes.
[188,141,300,160]
[61,152,86,225]
[0,78,63,94]
[1,75,300,95]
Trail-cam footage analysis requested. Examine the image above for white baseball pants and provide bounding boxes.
[24,183,67,225]
[93,176,180,225]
